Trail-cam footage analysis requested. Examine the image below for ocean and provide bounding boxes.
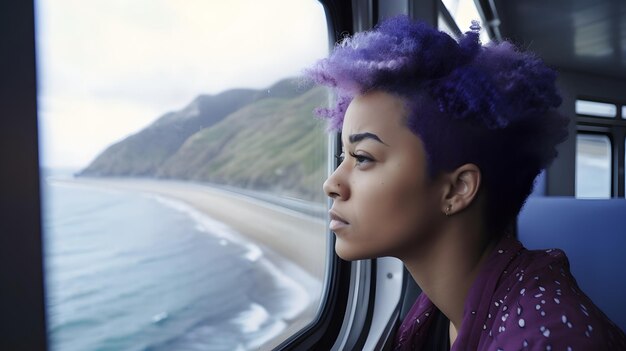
[42,176,320,351]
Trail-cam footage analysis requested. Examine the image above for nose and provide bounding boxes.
[323,167,349,200]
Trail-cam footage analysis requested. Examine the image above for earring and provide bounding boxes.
[445,204,452,216]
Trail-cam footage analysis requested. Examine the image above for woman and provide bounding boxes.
[306,16,626,350]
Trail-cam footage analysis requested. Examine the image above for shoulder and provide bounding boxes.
[485,248,626,350]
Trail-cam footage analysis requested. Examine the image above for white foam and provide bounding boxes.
[146,192,323,346]
[151,193,321,310]
[147,194,263,262]
[151,311,168,324]
[231,303,289,349]
[256,258,313,320]
[244,244,263,262]
[283,260,323,309]
[234,303,270,333]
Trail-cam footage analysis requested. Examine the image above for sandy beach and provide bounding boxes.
[55,177,328,349]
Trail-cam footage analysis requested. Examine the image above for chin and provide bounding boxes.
[334,240,375,261]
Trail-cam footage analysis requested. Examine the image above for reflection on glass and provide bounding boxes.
[575,99,617,118]
[438,13,458,39]
[576,134,611,198]
[36,1,329,350]
[441,0,490,43]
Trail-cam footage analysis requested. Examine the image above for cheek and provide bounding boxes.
[357,171,435,243]
[384,177,432,232]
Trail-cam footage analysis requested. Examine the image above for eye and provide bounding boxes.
[349,152,374,167]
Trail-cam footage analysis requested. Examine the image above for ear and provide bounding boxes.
[440,164,481,216]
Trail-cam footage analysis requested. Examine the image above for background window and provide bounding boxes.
[575,99,617,118]
[575,134,612,198]
[441,0,491,43]
[438,12,460,38]
[36,1,329,350]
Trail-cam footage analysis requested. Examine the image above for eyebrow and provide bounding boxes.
[348,132,388,146]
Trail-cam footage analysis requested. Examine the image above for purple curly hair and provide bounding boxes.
[306,15,569,235]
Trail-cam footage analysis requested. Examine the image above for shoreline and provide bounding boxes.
[48,177,328,349]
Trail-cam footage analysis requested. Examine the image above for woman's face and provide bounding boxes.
[324,91,445,261]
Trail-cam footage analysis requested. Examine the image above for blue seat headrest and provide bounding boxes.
[517,197,626,331]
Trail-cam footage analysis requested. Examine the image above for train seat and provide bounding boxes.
[517,197,626,331]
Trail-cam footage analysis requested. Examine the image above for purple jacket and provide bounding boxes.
[394,235,626,350]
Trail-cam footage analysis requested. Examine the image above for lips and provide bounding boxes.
[329,209,349,231]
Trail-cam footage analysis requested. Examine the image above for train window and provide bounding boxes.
[441,0,491,43]
[622,105,626,119]
[575,134,612,198]
[438,12,460,39]
[575,99,617,118]
[36,1,329,350]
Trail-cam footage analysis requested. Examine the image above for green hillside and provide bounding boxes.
[79,89,260,176]
[79,79,329,202]
[157,87,328,201]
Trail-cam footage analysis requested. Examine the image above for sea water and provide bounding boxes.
[42,177,317,351]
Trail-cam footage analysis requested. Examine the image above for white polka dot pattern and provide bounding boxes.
[393,236,626,350]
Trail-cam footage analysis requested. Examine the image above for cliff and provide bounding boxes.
[79,79,328,201]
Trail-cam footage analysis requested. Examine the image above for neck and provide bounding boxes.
[400,212,496,337]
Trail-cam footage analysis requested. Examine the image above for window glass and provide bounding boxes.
[575,99,617,118]
[441,0,491,43]
[622,105,625,119]
[575,134,612,198]
[36,1,329,350]
[438,13,459,39]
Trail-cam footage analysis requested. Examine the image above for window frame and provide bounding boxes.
[274,0,358,349]
[0,1,48,350]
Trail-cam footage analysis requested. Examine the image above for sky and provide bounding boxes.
[35,0,329,169]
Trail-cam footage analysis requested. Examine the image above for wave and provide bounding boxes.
[146,194,265,263]
[44,181,322,351]
[143,193,320,349]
